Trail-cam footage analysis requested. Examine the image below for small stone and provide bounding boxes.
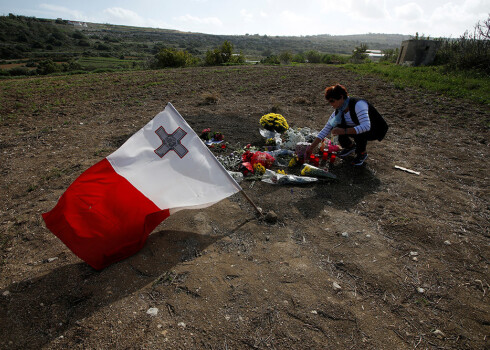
[146,307,158,316]
[433,329,445,338]
[2,290,10,296]
[310,310,318,314]
[178,322,186,329]
[412,257,418,261]
[444,240,451,245]
[417,287,425,293]
[365,234,371,238]
[333,282,342,291]
[341,232,349,238]
[47,257,58,263]
[410,251,419,256]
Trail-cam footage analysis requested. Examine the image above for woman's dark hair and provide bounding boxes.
[325,84,348,100]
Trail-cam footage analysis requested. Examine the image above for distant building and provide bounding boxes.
[396,40,441,66]
[366,49,384,61]
[68,21,88,27]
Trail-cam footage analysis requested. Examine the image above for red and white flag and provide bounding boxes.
[43,103,242,270]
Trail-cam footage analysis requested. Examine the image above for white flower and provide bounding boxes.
[282,128,306,150]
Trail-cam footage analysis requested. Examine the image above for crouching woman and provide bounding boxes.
[306,84,388,166]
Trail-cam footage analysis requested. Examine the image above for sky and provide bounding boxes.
[1,0,489,38]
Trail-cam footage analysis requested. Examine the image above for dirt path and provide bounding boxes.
[1,65,488,349]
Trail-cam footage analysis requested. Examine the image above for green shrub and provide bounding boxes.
[321,54,348,64]
[261,55,280,65]
[8,67,30,76]
[350,44,369,63]
[434,15,489,74]
[36,59,61,75]
[279,51,292,64]
[305,50,322,63]
[155,48,199,68]
[204,41,241,66]
[380,48,399,63]
[292,53,305,63]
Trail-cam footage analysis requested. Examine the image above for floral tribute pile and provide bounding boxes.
[204,113,340,184]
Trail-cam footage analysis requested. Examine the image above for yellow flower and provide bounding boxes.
[260,113,289,133]
[266,138,276,146]
[277,169,286,175]
[253,163,266,175]
[288,157,297,167]
[301,165,311,176]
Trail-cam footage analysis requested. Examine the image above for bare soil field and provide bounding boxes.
[0,65,488,349]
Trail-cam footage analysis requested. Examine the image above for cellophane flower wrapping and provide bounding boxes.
[300,164,337,179]
[261,169,318,185]
[295,142,311,158]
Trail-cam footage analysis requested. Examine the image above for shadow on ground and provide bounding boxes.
[0,229,221,349]
[294,161,381,218]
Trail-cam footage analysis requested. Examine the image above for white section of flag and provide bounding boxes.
[107,102,242,213]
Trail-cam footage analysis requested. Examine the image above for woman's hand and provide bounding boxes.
[331,127,347,136]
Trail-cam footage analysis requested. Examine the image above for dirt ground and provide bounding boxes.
[0,65,488,349]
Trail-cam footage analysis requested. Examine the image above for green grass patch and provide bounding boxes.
[75,57,143,71]
[342,62,490,105]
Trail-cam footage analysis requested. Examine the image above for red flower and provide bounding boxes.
[242,150,254,163]
[213,132,224,141]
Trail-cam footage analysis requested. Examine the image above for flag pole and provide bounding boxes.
[240,190,263,217]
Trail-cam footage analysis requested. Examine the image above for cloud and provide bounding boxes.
[240,9,254,22]
[316,0,388,20]
[103,7,145,26]
[279,10,309,22]
[174,14,223,26]
[39,3,84,20]
[431,1,488,23]
[394,2,424,21]
[354,0,390,20]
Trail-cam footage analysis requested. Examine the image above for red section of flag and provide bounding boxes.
[42,158,170,270]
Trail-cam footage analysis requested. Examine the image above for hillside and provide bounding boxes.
[0,14,409,61]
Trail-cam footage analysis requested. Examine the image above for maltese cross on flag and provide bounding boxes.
[43,103,241,270]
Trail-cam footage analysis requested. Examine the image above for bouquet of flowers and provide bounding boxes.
[259,113,289,133]
[265,138,276,146]
[251,151,275,169]
[200,128,212,141]
[253,163,266,175]
[240,150,275,176]
[281,127,306,150]
[213,131,224,142]
[261,169,318,185]
[300,164,337,179]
